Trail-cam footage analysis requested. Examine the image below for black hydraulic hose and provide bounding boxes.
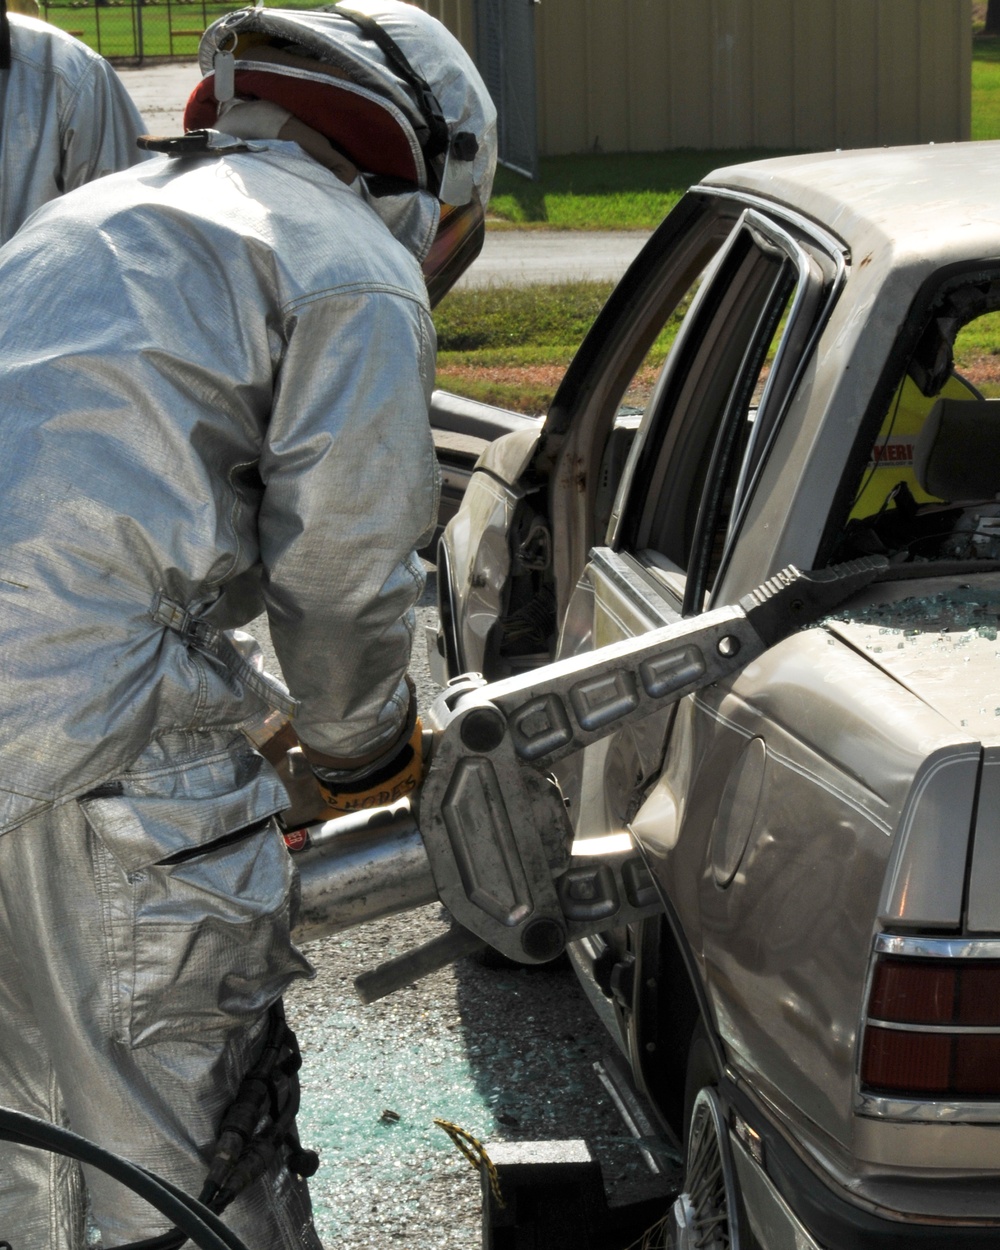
[116,1233,186,1250]
[113,1004,317,1250]
[0,1108,250,1250]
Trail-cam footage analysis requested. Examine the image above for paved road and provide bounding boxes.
[117,59,197,135]
[116,60,651,287]
[465,228,648,288]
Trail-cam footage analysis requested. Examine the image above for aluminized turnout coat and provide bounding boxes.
[0,12,147,243]
[0,3,496,1238]
[0,132,440,836]
[0,132,440,1246]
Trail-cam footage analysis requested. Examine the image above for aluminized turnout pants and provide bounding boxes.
[0,731,320,1250]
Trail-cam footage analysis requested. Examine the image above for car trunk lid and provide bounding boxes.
[823,571,1000,748]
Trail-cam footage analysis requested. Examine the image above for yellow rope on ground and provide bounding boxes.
[433,1118,505,1209]
[626,1213,669,1250]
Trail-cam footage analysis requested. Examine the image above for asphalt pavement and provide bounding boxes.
[116,59,651,287]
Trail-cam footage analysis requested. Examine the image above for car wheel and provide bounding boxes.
[666,1029,751,1249]
[666,1088,743,1249]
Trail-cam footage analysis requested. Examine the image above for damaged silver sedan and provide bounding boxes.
[431,142,1000,1248]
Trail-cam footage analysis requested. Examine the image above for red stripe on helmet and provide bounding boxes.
[184,68,422,185]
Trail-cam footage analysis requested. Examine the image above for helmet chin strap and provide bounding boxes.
[218,98,360,184]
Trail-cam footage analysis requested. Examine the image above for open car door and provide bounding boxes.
[434,190,749,683]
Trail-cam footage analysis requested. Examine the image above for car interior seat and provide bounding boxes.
[913,396,1000,502]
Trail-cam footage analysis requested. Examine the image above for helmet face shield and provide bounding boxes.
[422,194,485,308]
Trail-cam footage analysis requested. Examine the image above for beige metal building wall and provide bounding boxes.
[417,0,971,157]
[536,0,971,154]
[418,0,476,56]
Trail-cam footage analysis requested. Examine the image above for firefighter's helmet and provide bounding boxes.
[187,3,497,304]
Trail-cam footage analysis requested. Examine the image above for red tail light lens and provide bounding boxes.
[861,955,1000,1098]
[863,1026,1000,1097]
[868,956,1000,1026]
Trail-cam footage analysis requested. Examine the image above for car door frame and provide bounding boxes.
[607,203,847,618]
[554,201,848,1140]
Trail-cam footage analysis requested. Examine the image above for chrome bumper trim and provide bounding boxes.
[875,934,1000,959]
[856,1092,1000,1123]
[730,1131,823,1250]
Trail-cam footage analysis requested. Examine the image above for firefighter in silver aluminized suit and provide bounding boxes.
[0,0,148,244]
[0,4,496,1246]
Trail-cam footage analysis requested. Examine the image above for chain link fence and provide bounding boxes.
[39,0,325,62]
[472,0,537,180]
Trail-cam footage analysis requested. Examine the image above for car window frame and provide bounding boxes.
[680,221,799,615]
[538,191,746,628]
[609,206,844,614]
[820,259,1000,570]
[709,213,843,604]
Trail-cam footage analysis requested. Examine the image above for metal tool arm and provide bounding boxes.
[413,557,886,967]
[287,558,884,997]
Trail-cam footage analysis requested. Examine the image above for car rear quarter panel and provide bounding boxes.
[632,626,977,1158]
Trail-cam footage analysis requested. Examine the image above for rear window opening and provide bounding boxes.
[837,275,1000,572]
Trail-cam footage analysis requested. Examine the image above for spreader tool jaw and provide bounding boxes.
[290,557,888,995]
[417,675,574,966]
[413,555,888,967]
[737,556,890,649]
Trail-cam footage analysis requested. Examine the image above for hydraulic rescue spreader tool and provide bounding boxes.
[285,556,887,1001]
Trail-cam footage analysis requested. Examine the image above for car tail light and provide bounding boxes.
[860,951,1000,1099]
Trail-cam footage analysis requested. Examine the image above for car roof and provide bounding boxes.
[701,141,1000,262]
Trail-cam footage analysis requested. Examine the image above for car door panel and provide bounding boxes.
[425,388,542,562]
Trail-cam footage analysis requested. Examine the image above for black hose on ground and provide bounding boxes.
[0,1108,249,1250]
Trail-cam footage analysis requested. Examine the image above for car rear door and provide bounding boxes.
[557,207,844,825]
[555,209,847,1112]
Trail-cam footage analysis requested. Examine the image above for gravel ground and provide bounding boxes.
[259,575,677,1248]
[288,910,661,1248]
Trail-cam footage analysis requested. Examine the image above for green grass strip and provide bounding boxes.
[41,0,330,59]
[972,35,1000,140]
[434,280,614,352]
[489,149,793,232]
[433,282,682,412]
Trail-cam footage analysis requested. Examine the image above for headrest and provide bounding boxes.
[184,59,425,185]
[913,397,1000,501]
[0,0,10,72]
